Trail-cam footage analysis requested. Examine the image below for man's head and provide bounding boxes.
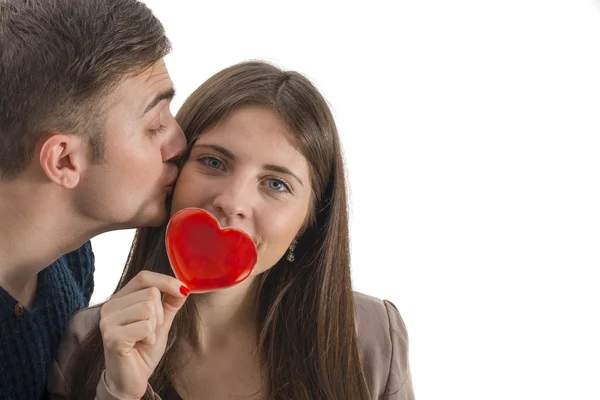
[0,0,186,229]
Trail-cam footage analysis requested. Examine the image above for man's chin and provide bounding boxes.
[130,203,170,229]
[109,198,171,230]
[144,208,170,228]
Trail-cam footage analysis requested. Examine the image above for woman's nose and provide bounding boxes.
[212,181,253,219]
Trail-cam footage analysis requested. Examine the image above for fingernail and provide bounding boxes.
[179,285,190,296]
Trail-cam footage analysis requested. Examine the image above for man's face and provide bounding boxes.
[74,59,186,230]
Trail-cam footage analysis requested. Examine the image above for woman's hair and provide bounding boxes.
[68,61,371,399]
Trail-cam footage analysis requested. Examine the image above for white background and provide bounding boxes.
[91,1,600,399]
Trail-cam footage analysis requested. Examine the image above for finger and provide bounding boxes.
[100,301,158,333]
[102,287,163,325]
[110,271,188,302]
[142,333,157,346]
[103,320,157,357]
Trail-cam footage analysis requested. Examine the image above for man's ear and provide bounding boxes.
[38,134,87,189]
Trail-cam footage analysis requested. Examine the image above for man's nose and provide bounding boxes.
[162,121,186,162]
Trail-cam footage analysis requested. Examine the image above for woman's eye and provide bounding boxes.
[266,178,291,193]
[198,156,224,170]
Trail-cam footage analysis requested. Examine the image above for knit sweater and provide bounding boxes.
[0,241,95,400]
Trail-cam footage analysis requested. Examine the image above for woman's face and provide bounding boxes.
[171,105,313,276]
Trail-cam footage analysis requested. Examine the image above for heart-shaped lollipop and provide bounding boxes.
[165,207,257,293]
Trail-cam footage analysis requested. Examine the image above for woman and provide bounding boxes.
[48,61,414,399]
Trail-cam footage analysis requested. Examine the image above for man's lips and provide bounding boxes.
[165,172,178,195]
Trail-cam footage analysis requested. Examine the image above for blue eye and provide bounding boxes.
[198,156,224,170]
[266,178,291,193]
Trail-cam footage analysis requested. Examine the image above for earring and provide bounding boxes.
[286,239,297,262]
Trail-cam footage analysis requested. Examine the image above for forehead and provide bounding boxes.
[197,106,302,158]
[107,59,173,112]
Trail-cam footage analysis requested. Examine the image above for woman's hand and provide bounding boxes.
[100,271,189,399]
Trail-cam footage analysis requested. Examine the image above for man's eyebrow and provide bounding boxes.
[142,87,175,116]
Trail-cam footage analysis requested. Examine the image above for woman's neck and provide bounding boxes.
[191,275,260,353]
[170,276,266,399]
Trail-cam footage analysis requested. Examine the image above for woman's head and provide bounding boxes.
[171,61,340,276]
[166,61,367,398]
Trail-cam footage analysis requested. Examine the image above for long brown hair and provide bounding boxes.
[68,61,371,399]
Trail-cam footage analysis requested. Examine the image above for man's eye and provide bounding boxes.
[149,125,166,135]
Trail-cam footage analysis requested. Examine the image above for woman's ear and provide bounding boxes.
[38,133,87,188]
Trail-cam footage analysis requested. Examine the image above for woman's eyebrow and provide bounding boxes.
[263,164,304,186]
[192,143,235,160]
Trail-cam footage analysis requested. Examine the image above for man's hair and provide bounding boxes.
[0,0,171,179]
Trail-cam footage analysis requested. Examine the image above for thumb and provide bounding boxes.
[158,292,188,335]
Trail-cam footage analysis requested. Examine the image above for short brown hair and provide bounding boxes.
[0,0,171,179]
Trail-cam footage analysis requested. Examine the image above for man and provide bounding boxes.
[0,0,186,397]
